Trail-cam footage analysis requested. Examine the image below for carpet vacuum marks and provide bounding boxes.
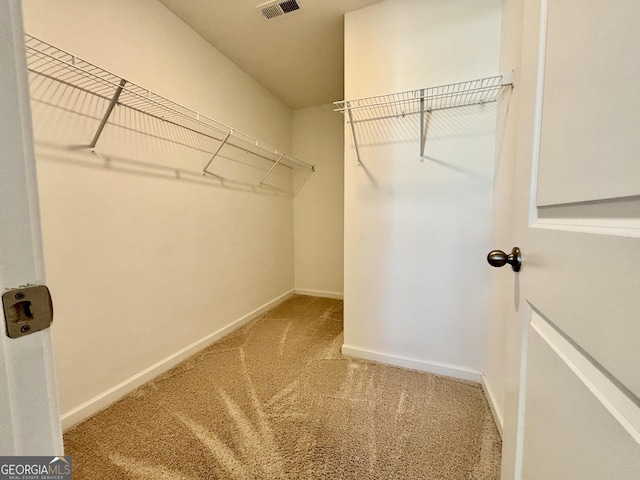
[64,295,501,479]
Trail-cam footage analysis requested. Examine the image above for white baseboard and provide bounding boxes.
[60,289,295,430]
[341,344,482,383]
[294,288,343,300]
[481,373,504,438]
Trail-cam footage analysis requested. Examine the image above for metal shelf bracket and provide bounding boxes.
[346,103,362,167]
[260,153,286,186]
[202,131,231,175]
[90,79,126,150]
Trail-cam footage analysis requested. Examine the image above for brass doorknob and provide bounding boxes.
[487,247,522,272]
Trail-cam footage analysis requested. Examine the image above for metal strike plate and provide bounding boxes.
[2,285,53,339]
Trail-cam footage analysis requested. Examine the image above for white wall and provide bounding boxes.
[343,0,501,380]
[293,104,344,298]
[22,0,296,428]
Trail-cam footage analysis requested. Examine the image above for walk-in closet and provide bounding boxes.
[2,0,639,478]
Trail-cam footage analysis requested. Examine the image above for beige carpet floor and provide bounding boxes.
[64,295,501,479]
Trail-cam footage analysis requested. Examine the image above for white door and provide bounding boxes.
[0,0,63,455]
[499,0,640,478]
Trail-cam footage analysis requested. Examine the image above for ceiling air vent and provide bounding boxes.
[256,0,302,20]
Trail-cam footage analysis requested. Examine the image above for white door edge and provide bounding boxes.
[0,0,63,455]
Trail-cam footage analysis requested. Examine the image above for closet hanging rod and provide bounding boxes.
[24,33,314,175]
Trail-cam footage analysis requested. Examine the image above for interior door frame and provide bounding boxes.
[0,0,63,455]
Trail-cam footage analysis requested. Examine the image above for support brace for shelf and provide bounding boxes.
[90,79,126,149]
[259,153,286,186]
[419,90,425,162]
[347,103,362,166]
[202,131,231,175]
[420,109,431,161]
[420,88,432,162]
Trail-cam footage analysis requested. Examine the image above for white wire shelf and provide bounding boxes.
[334,75,513,164]
[24,33,314,191]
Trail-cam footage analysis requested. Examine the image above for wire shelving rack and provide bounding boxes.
[24,33,315,192]
[334,75,513,165]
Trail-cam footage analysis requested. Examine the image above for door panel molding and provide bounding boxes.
[530,311,640,444]
[522,320,640,479]
[535,0,640,207]
[535,196,640,237]
[525,0,548,227]
[537,196,640,219]
[532,218,640,238]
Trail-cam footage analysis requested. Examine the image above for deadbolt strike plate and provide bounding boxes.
[2,285,53,339]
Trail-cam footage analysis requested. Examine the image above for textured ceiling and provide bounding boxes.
[157,0,386,109]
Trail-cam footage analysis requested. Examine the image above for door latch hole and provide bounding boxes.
[9,301,34,324]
